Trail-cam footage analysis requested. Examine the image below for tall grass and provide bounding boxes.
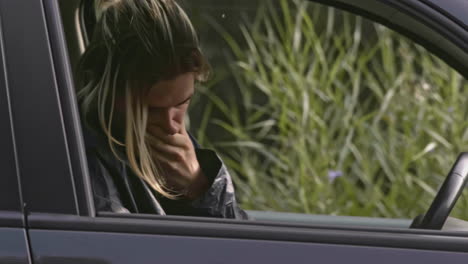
[191,0,468,219]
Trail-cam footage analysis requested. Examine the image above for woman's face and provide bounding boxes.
[145,72,195,135]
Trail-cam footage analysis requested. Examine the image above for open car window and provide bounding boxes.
[70,0,468,230]
[181,0,468,225]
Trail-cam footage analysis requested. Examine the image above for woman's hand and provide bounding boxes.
[146,125,209,200]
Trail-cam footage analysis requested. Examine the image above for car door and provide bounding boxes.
[11,0,468,263]
[0,2,31,263]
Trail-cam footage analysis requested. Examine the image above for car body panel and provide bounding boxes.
[0,213,30,264]
[0,0,79,214]
[27,213,468,253]
[0,228,30,264]
[1,0,467,262]
[29,229,468,264]
[0,5,30,263]
[0,0,21,213]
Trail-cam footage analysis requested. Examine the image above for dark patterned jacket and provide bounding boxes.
[84,128,248,219]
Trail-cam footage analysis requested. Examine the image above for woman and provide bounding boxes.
[78,0,247,219]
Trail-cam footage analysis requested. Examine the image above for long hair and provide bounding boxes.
[78,0,210,199]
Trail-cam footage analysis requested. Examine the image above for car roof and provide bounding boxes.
[422,0,468,30]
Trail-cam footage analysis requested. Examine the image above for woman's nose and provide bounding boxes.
[158,107,179,135]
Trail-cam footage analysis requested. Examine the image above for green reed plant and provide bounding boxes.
[192,0,468,219]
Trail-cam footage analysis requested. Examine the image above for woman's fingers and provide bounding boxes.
[147,136,184,161]
[147,125,188,148]
[145,124,202,195]
[147,140,191,188]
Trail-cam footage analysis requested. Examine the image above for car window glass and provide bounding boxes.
[0,15,21,212]
[181,0,468,221]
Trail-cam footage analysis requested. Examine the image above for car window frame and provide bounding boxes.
[44,0,95,217]
[316,0,468,76]
[41,0,468,247]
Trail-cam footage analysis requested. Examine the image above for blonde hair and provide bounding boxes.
[78,0,210,199]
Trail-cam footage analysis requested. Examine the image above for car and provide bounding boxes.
[0,0,467,263]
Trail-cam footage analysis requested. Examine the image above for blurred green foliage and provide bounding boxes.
[190,0,468,219]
